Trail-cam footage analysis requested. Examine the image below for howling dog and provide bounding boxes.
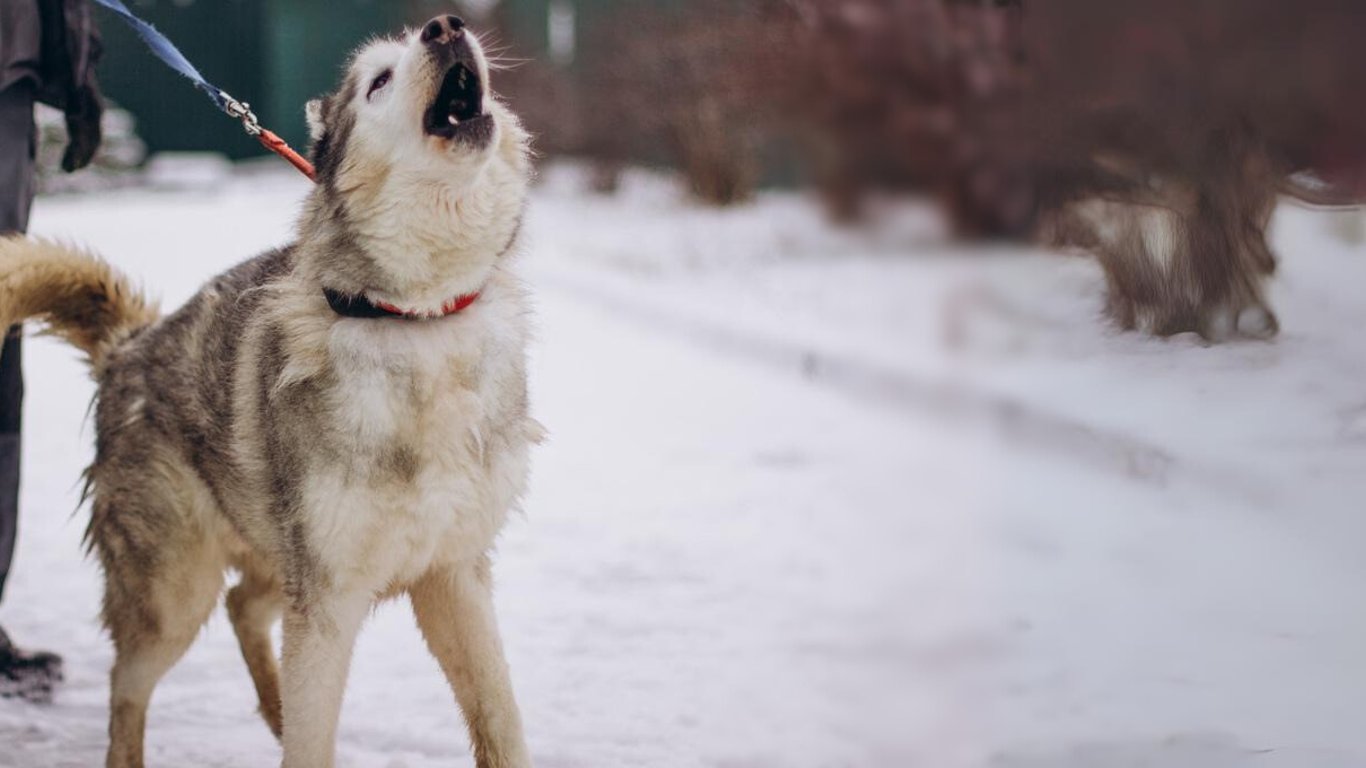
[0,16,538,768]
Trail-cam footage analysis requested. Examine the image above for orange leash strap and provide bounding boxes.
[257,129,317,182]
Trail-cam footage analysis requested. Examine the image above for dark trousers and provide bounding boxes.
[0,83,36,603]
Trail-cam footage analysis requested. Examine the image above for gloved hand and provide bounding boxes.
[61,82,103,173]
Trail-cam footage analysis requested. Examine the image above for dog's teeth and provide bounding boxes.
[448,115,459,126]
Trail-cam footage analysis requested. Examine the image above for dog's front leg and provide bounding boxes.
[410,557,532,768]
[279,590,370,768]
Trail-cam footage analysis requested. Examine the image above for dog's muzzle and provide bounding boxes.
[421,15,492,145]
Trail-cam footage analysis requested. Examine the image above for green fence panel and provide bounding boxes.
[263,0,400,154]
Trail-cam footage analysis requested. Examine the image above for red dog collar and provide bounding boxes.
[323,288,480,319]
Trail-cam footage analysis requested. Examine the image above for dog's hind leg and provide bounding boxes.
[97,502,225,768]
[227,565,285,739]
[410,558,531,768]
[279,590,369,768]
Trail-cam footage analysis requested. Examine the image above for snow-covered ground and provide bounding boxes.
[2,164,1365,767]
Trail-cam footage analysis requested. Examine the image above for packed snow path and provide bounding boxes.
[1,170,1365,767]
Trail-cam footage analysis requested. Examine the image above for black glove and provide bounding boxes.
[61,81,103,173]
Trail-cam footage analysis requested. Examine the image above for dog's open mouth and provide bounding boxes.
[424,63,488,140]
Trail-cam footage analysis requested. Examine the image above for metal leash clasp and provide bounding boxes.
[222,92,263,137]
[218,89,318,182]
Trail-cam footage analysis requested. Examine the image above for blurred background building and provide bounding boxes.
[94,1,807,201]
[98,1,628,160]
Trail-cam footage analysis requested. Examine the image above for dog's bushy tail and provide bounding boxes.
[0,236,159,371]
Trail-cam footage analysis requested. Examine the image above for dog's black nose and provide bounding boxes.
[421,15,466,45]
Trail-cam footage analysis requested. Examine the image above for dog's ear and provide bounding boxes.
[306,99,327,142]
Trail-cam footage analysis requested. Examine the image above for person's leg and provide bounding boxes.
[0,332,19,604]
[0,82,60,703]
[0,82,35,605]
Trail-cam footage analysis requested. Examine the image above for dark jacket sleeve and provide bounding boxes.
[35,0,102,113]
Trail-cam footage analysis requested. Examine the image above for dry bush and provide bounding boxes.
[755,0,1025,228]
[771,0,1366,337]
[488,0,1366,341]
[1013,0,1366,339]
[528,0,1023,213]
[488,1,780,204]
[577,2,779,205]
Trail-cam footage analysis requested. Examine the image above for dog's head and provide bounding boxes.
[308,15,521,182]
[301,17,530,308]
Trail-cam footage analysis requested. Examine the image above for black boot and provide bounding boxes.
[0,625,62,703]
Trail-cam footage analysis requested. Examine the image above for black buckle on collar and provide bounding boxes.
[323,288,403,319]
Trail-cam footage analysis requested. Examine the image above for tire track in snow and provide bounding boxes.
[533,268,1278,508]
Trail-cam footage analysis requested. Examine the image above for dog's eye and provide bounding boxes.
[367,70,393,99]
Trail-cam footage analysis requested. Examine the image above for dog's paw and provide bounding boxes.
[1200,301,1280,342]
[1235,304,1279,339]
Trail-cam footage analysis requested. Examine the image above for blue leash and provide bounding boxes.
[89,0,318,180]
[90,0,231,112]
